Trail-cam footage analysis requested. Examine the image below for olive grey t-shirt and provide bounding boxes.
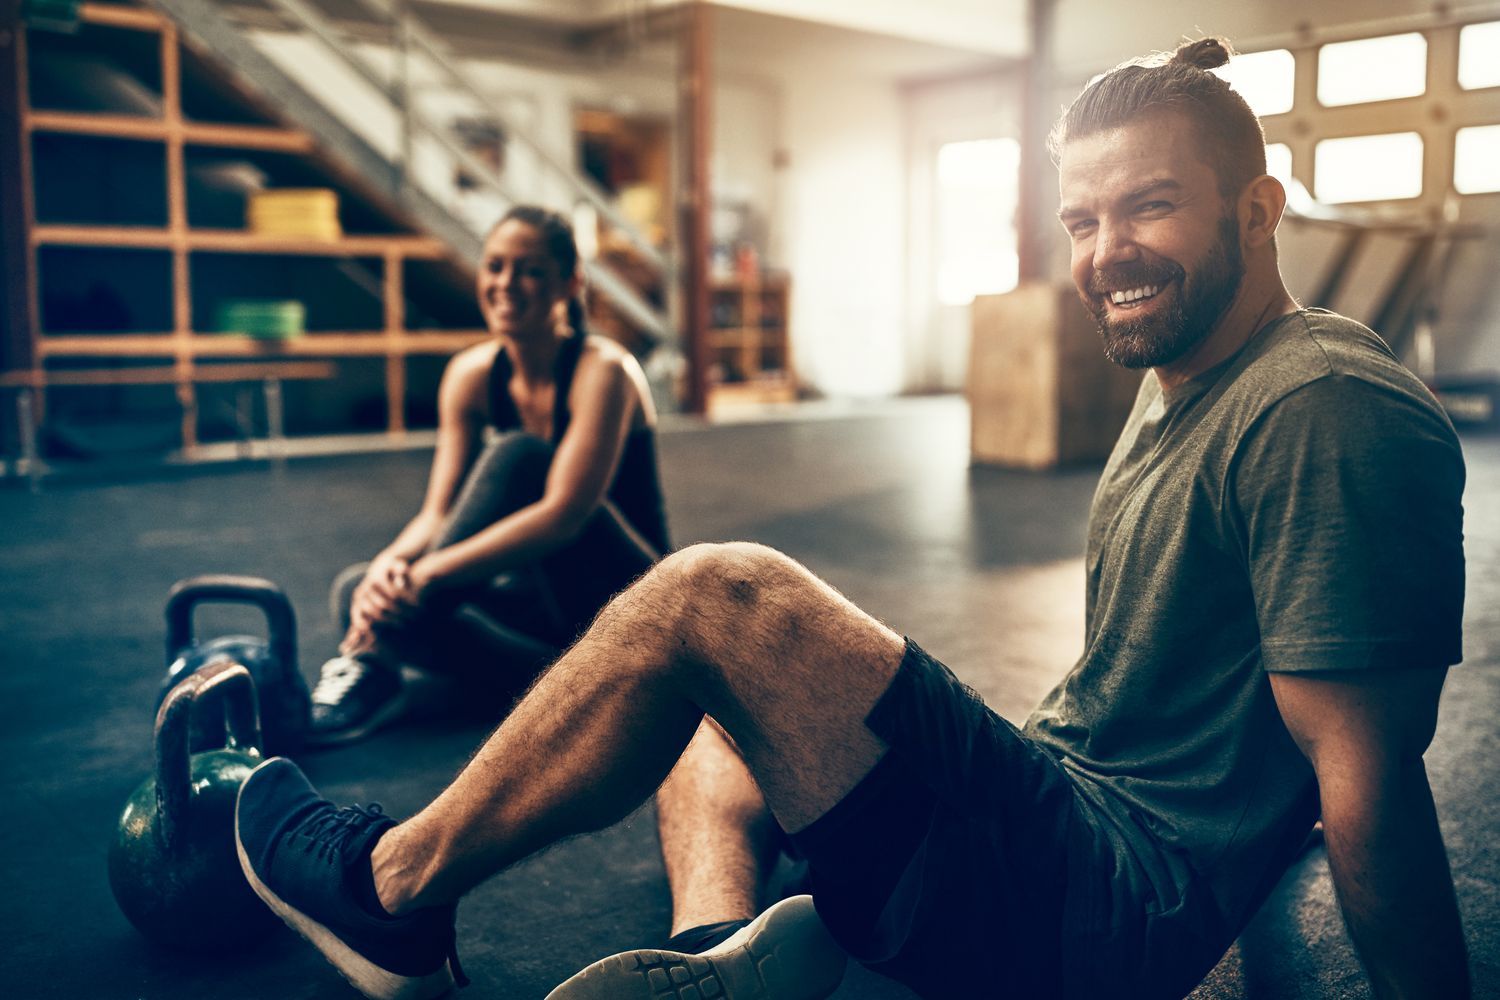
[1023,308,1466,940]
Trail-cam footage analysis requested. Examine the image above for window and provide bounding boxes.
[1459,21,1500,90]
[1314,133,1424,203]
[1455,125,1500,194]
[1317,33,1428,106]
[1213,49,1295,117]
[934,138,1020,305]
[1265,143,1293,186]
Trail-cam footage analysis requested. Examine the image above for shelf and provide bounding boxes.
[7,4,478,453]
[705,274,792,404]
[711,273,789,290]
[181,122,315,153]
[31,225,452,258]
[77,2,168,32]
[25,110,315,152]
[2,360,336,388]
[36,332,489,358]
[33,225,173,248]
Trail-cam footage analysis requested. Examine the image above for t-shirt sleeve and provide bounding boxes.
[1231,373,1466,673]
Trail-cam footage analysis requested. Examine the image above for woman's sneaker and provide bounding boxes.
[544,895,847,1000]
[308,654,407,747]
[235,757,467,999]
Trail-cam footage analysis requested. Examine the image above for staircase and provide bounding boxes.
[2,0,681,478]
[151,0,675,344]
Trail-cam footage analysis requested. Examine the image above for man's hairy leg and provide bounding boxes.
[657,720,781,936]
[369,541,904,914]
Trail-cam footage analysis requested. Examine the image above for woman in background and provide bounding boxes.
[310,205,670,746]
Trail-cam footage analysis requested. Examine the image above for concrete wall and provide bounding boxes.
[903,70,1023,393]
[774,72,907,397]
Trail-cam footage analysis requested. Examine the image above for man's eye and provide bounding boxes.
[1069,221,1096,238]
[1137,201,1172,213]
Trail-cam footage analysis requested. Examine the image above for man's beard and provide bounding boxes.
[1085,215,1244,370]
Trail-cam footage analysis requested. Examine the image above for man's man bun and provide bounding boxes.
[1049,35,1266,199]
[1170,37,1232,71]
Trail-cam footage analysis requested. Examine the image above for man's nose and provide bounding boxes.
[1093,219,1140,270]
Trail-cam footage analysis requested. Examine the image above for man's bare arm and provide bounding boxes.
[1268,668,1469,1000]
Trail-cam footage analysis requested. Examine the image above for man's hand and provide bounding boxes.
[1269,668,1469,1000]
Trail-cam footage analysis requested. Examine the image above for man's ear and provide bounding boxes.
[1240,174,1287,249]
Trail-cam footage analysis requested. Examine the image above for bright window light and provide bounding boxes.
[1459,22,1500,90]
[1213,49,1296,117]
[1318,33,1428,106]
[1314,133,1424,203]
[1455,125,1500,194]
[935,138,1020,306]
[1265,143,1293,186]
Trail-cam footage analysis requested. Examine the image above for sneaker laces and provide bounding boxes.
[312,656,367,706]
[295,803,472,989]
[292,801,471,989]
[296,802,388,862]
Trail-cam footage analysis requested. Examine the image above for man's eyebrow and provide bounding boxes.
[1123,178,1182,202]
[1058,178,1184,221]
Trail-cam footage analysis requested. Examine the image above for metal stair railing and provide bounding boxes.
[350,0,671,277]
[150,0,675,345]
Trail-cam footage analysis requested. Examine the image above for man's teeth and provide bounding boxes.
[1110,284,1161,305]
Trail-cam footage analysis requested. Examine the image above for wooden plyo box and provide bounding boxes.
[969,283,1142,469]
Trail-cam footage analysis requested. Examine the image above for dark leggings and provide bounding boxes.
[332,432,660,685]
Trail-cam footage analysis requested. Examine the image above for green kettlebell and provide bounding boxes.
[108,660,279,951]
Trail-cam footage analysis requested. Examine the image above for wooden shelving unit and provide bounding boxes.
[706,273,794,415]
[2,1,487,458]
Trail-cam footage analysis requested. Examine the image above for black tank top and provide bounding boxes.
[487,333,671,554]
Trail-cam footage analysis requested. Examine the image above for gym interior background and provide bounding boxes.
[1,0,1497,996]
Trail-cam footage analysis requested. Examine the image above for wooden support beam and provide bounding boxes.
[384,249,406,434]
[677,0,712,415]
[1,0,40,457]
[1,1,35,375]
[1017,0,1057,284]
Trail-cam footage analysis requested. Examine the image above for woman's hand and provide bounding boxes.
[348,551,411,634]
[393,558,444,614]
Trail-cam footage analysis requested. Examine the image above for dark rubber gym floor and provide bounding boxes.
[2,396,1496,998]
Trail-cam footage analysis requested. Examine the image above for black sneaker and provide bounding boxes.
[662,918,752,955]
[545,896,846,1000]
[308,654,407,747]
[235,757,467,999]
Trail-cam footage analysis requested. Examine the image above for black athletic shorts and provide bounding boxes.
[790,640,1235,999]
[789,639,1081,997]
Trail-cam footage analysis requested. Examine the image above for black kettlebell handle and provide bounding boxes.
[165,575,296,672]
[154,660,263,852]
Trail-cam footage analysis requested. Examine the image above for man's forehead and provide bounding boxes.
[1056,115,1210,209]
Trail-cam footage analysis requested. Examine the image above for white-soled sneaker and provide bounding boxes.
[545,895,847,1000]
[235,757,467,999]
[307,654,407,747]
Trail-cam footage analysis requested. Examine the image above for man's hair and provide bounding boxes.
[1048,37,1268,200]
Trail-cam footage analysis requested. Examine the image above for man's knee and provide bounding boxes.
[659,541,802,610]
[639,542,826,681]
